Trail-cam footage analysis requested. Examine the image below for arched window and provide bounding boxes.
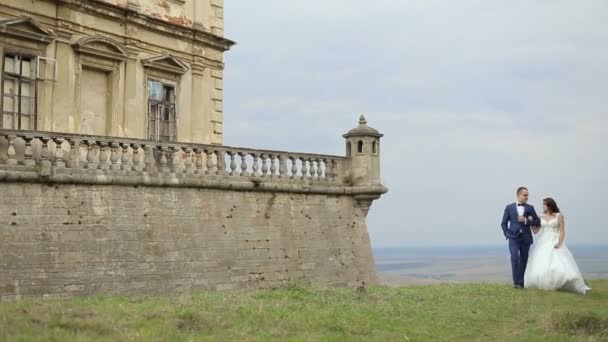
[372,141,377,154]
[346,141,352,157]
[357,140,364,154]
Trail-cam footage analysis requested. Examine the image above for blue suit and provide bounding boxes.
[501,203,541,286]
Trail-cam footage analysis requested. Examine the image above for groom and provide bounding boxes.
[501,187,541,289]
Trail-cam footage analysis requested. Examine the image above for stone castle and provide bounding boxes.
[0,0,387,300]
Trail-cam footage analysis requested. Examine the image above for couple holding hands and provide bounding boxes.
[501,187,590,294]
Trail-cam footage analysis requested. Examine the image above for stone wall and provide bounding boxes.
[0,182,377,300]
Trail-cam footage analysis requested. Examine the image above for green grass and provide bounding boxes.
[1,280,607,341]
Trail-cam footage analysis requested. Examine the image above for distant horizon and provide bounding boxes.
[372,243,608,249]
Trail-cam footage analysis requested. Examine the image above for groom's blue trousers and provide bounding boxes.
[509,238,531,286]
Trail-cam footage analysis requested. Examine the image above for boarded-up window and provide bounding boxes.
[148,80,176,142]
[80,67,110,135]
[2,54,36,130]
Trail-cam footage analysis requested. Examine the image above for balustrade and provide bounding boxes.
[0,130,344,185]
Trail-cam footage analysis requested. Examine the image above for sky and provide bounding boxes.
[222,0,608,247]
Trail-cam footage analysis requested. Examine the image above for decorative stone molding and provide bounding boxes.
[353,194,382,216]
[142,54,189,76]
[72,35,127,62]
[0,17,56,44]
[126,0,140,12]
[56,0,236,52]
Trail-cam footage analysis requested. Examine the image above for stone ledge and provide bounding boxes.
[0,168,387,197]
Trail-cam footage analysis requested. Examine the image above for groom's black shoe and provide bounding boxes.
[514,284,523,289]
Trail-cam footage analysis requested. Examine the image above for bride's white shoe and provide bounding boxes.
[524,214,591,294]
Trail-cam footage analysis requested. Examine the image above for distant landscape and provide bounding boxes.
[374,244,608,285]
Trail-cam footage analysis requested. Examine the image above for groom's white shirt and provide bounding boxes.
[515,202,528,225]
[516,202,525,216]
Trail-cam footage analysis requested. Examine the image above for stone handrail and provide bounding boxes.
[0,129,359,194]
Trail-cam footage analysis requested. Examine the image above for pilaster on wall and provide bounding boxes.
[210,68,224,145]
[51,42,78,133]
[210,0,224,36]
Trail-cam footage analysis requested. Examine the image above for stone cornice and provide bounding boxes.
[55,0,236,52]
[0,168,388,198]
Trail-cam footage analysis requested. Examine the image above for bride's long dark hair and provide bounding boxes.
[543,198,560,214]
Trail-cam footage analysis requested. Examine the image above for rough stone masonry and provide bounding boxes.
[0,183,376,299]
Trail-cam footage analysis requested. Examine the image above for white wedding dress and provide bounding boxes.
[524,214,590,294]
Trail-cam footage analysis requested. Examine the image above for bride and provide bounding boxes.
[524,198,591,294]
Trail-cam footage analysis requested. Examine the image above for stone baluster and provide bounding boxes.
[183,147,194,174]
[194,148,204,175]
[22,136,36,167]
[84,140,96,169]
[269,154,277,178]
[290,156,298,179]
[321,158,328,180]
[315,158,322,179]
[228,151,237,176]
[309,158,317,180]
[172,146,182,173]
[251,153,259,177]
[36,136,51,176]
[79,140,87,168]
[330,159,337,180]
[278,155,287,178]
[215,149,226,176]
[39,136,51,168]
[52,137,66,168]
[98,142,110,170]
[159,146,169,173]
[5,135,18,166]
[317,158,324,180]
[239,152,248,177]
[205,149,214,175]
[109,142,120,171]
[326,159,333,180]
[132,144,142,172]
[78,140,89,169]
[261,154,269,177]
[301,157,309,180]
[306,158,313,179]
[67,139,80,168]
[143,144,155,173]
[120,143,131,171]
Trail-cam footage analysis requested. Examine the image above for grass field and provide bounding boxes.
[1,280,607,341]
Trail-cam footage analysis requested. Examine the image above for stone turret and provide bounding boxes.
[343,115,388,215]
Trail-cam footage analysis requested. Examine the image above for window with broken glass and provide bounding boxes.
[148,79,176,142]
[2,53,36,130]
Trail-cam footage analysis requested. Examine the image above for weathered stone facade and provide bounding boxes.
[0,0,388,299]
[0,184,376,299]
[0,0,232,144]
